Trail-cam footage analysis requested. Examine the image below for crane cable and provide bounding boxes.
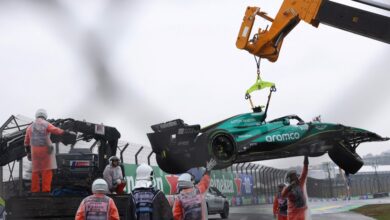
[254,55,261,80]
[245,56,262,109]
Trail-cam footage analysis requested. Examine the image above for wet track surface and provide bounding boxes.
[209,197,390,220]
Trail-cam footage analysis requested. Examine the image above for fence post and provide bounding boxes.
[147,151,153,165]
[271,169,277,196]
[120,143,129,163]
[240,163,246,174]
[253,165,260,197]
[248,164,255,195]
[135,146,144,165]
[245,163,252,175]
[259,166,266,197]
[264,167,271,202]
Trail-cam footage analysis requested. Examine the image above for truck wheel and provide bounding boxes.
[328,142,363,174]
[220,202,229,219]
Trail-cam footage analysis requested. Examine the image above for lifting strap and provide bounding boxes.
[245,56,276,109]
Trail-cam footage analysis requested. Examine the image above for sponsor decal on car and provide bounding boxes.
[230,118,256,124]
[265,132,300,142]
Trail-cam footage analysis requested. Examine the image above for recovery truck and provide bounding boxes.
[0,115,134,219]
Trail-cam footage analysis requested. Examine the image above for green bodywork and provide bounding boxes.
[148,110,388,174]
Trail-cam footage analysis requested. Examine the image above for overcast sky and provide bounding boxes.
[0,0,389,168]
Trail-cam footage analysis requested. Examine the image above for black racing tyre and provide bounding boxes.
[220,202,229,219]
[328,143,363,174]
[155,152,192,174]
[208,131,237,169]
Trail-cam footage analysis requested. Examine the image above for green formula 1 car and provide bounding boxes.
[147,112,388,174]
[148,80,388,174]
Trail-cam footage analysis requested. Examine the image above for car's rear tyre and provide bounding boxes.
[220,202,229,219]
[208,131,237,169]
[328,142,363,174]
[156,152,192,174]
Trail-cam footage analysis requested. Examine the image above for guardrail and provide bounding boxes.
[2,143,390,204]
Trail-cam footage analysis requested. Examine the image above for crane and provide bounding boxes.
[236,0,390,62]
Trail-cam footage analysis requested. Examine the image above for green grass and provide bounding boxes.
[352,204,390,220]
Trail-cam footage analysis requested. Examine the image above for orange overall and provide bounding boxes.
[24,118,64,192]
[273,193,288,220]
[75,194,119,220]
[173,174,210,220]
[282,164,308,220]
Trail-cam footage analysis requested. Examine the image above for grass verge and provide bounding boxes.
[352,204,390,220]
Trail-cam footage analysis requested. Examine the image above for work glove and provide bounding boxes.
[47,145,54,155]
[27,153,32,161]
[205,158,217,173]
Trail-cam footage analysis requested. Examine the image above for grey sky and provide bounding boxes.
[0,0,389,168]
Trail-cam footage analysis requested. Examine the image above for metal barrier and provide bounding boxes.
[64,144,390,201]
[3,141,390,203]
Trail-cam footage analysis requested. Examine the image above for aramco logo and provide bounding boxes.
[266,132,300,142]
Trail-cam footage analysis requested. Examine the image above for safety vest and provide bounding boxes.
[289,185,306,209]
[132,187,158,220]
[177,188,202,220]
[30,120,49,146]
[84,195,110,220]
[277,193,287,216]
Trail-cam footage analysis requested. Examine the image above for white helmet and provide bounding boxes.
[177,173,194,190]
[92,178,108,194]
[35,109,48,120]
[134,164,154,189]
[109,156,120,166]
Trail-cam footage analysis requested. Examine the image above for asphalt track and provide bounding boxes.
[209,197,390,220]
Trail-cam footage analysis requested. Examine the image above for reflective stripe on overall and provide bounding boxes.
[277,192,287,216]
[30,120,49,146]
[132,188,158,220]
[178,188,202,220]
[84,195,110,220]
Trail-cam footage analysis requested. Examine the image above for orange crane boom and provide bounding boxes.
[236,0,390,62]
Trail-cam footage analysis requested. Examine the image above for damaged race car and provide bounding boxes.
[147,81,389,174]
[148,113,388,174]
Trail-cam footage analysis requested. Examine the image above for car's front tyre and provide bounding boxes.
[328,142,363,174]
